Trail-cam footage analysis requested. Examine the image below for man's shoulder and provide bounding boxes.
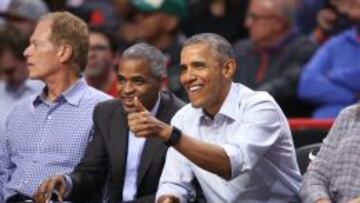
[236,83,275,103]
[338,103,360,121]
[286,34,317,52]
[233,39,252,52]
[83,85,113,102]
[95,99,121,112]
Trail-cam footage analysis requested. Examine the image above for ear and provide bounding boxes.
[222,59,236,79]
[162,15,178,32]
[57,44,73,63]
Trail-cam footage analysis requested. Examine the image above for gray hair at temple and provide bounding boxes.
[183,33,235,63]
[122,43,166,78]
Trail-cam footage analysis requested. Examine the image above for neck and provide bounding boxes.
[45,70,79,102]
[205,81,231,118]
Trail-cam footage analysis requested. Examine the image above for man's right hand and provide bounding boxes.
[33,174,67,203]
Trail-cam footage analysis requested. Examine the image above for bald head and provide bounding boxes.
[251,0,298,25]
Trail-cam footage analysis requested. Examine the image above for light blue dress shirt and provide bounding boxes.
[156,83,302,203]
[0,78,111,201]
[122,96,160,201]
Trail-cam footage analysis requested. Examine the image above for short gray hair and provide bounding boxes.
[122,43,166,78]
[253,0,298,25]
[183,33,235,63]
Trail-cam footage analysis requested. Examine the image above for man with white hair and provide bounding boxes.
[234,0,317,117]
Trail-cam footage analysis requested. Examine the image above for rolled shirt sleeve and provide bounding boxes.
[221,98,283,180]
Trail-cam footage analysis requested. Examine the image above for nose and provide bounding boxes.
[23,45,31,57]
[181,67,196,85]
[123,82,135,94]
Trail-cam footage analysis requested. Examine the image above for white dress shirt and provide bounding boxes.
[156,83,302,203]
[122,96,160,201]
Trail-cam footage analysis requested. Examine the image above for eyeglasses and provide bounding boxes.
[245,12,280,21]
[89,45,110,52]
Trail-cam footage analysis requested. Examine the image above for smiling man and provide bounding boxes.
[123,33,302,203]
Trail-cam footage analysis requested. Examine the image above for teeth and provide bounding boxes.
[189,85,201,92]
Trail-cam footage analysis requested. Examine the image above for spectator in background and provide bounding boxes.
[234,0,317,117]
[0,26,43,132]
[85,28,119,97]
[310,0,352,44]
[0,0,48,37]
[295,0,326,35]
[124,33,301,202]
[182,0,249,43]
[0,12,111,202]
[118,0,189,101]
[300,103,360,203]
[298,0,360,118]
[34,43,185,203]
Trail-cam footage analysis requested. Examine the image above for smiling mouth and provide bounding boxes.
[187,85,202,93]
[122,96,135,105]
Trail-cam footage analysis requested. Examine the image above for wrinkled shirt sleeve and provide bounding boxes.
[156,117,196,203]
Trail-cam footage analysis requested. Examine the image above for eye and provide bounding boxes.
[133,78,145,85]
[117,75,126,84]
[192,61,206,70]
[180,65,187,74]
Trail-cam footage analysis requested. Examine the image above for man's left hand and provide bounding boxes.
[127,97,172,140]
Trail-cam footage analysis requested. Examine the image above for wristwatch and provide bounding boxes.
[164,126,182,146]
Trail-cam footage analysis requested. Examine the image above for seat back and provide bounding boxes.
[296,143,322,174]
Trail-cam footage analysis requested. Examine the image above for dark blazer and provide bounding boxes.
[67,91,184,203]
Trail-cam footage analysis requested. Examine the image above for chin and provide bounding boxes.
[189,99,203,109]
[123,106,136,114]
[28,74,41,80]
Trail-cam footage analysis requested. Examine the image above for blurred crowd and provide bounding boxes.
[1,0,359,120]
[1,0,360,202]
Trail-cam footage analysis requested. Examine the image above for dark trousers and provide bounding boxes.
[6,194,34,203]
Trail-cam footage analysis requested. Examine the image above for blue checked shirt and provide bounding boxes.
[0,78,111,201]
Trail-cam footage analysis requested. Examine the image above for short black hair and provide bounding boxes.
[0,25,28,59]
[89,26,118,53]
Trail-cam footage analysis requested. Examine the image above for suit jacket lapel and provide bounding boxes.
[109,102,129,199]
[137,95,171,186]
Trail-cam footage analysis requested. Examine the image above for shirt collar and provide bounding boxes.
[150,94,161,116]
[198,82,238,122]
[32,78,87,107]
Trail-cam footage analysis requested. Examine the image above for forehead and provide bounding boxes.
[31,19,52,40]
[181,43,215,61]
[89,32,110,45]
[250,0,276,13]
